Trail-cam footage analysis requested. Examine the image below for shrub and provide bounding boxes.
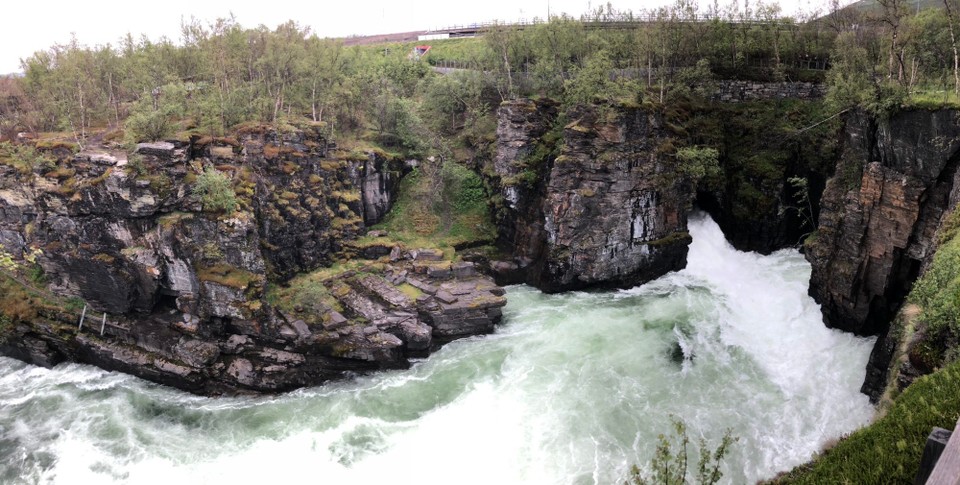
[0,142,54,174]
[125,107,172,142]
[441,161,487,214]
[676,146,721,184]
[908,230,960,367]
[193,167,237,213]
[627,418,737,485]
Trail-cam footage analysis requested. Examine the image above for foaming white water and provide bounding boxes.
[0,214,876,484]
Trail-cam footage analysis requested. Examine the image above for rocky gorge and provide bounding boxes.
[484,99,691,292]
[805,109,960,402]
[480,97,960,408]
[0,95,958,408]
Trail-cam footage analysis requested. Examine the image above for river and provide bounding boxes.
[0,214,876,484]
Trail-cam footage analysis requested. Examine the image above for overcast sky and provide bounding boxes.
[3,0,846,74]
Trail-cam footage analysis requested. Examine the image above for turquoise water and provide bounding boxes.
[0,215,876,484]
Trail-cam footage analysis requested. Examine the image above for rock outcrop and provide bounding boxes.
[805,109,960,401]
[0,127,505,395]
[487,100,692,292]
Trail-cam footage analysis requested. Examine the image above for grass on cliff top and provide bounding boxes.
[771,360,960,484]
[370,161,495,255]
[905,88,960,111]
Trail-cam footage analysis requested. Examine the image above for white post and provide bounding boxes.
[100,312,107,336]
[78,305,87,332]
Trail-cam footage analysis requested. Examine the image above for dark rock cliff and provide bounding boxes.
[805,109,960,401]
[0,128,506,395]
[486,100,692,292]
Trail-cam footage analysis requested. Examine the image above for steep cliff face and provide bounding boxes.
[807,110,960,334]
[805,109,960,400]
[488,98,558,281]
[0,128,505,395]
[487,100,692,292]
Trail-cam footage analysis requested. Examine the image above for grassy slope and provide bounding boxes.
[368,161,495,252]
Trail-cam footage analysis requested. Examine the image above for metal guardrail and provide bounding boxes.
[424,13,803,34]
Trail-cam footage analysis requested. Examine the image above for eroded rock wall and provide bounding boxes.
[805,109,960,401]
[0,128,505,395]
[487,100,692,292]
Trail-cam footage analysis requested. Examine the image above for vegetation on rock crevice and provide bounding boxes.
[904,209,960,371]
[193,167,238,213]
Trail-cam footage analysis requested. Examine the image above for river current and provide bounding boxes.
[0,215,876,484]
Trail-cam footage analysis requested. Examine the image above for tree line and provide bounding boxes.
[0,0,958,154]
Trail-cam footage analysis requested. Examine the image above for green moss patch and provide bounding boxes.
[372,162,495,255]
[196,264,261,289]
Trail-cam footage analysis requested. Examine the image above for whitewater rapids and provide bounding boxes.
[0,214,875,484]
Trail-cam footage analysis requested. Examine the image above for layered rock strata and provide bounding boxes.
[805,109,960,400]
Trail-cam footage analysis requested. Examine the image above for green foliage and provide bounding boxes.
[374,161,495,250]
[779,176,816,239]
[0,314,12,342]
[127,153,147,176]
[441,161,487,213]
[675,146,721,183]
[675,99,840,225]
[0,246,17,272]
[504,119,562,189]
[564,50,639,108]
[193,167,237,213]
[908,226,960,367]
[907,89,960,110]
[27,263,45,285]
[0,245,42,273]
[0,142,54,175]
[626,418,737,485]
[825,32,876,112]
[419,70,494,139]
[775,360,960,484]
[0,276,39,325]
[669,59,717,101]
[125,105,173,142]
[6,0,959,143]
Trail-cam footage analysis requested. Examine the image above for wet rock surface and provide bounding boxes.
[486,99,692,292]
[0,128,504,395]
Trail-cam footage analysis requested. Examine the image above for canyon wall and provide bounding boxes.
[486,100,692,292]
[805,109,960,401]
